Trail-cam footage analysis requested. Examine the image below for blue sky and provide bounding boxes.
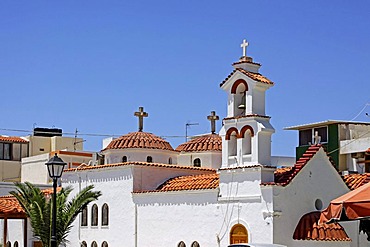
[1,1,369,156]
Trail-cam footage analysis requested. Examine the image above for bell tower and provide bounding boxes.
[219,39,275,167]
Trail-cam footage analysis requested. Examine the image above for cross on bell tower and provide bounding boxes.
[240,39,249,57]
[134,107,148,132]
[207,111,219,134]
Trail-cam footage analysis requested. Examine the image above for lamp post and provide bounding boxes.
[45,154,66,247]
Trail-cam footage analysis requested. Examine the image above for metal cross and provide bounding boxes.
[207,111,219,134]
[134,107,148,132]
[240,39,249,57]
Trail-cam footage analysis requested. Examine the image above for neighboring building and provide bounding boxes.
[285,120,370,172]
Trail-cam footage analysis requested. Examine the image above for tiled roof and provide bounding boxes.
[342,173,370,190]
[103,132,174,151]
[263,145,324,186]
[0,136,28,143]
[220,68,273,87]
[293,211,351,241]
[135,173,219,193]
[0,197,25,217]
[176,134,222,152]
[64,161,217,173]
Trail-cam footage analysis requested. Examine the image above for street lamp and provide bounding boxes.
[45,154,66,247]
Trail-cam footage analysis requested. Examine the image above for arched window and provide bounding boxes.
[193,158,201,167]
[6,241,11,247]
[122,156,127,162]
[240,125,254,155]
[91,241,98,247]
[191,241,200,247]
[146,156,153,163]
[168,157,172,164]
[13,242,18,247]
[231,79,248,116]
[102,203,109,226]
[81,241,87,247]
[230,224,248,244]
[226,128,239,157]
[91,204,98,226]
[178,241,186,247]
[101,241,108,247]
[81,206,88,226]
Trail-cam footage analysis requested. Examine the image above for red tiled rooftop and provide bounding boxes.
[135,173,219,193]
[104,131,174,151]
[176,134,222,152]
[64,161,217,173]
[0,197,25,217]
[293,211,351,241]
[263,145,324,186]
[0,136,28,143]
[220,68,273,87]
[342,173,370,190]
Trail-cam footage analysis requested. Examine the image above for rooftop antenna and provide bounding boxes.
[185,122,199,142]
[73,128,86,151]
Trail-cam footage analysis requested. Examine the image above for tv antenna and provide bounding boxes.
[185,122,199,142]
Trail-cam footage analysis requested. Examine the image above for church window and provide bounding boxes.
[240,125,254,155]
[6,241,11,247]
[226,128,238,157]
[168,157,172,164]
[122,156,127,162]
[13,242,18,247]
[178,241,186,247]
[101,241,108,247]
[231,79,248,116]
[91,204,98,226]
[81,206,88,226]
[191,241,200,247]
[315,199,323,210]
[147,156,153,162]
[91,241,98,247]
[230,224,248,244]
[193,158,201,167]
[81,241,87,247]
[102,203,109,226]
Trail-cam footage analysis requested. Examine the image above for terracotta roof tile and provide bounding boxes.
[103,132,174,151]
[0,136,28,143]
[0,197,24,216]
[64,161,217,173]
[262,145,325,187]
[134,173,219,193]
[176,134,222,152]
[220,68,273,87]
[342,173,370,190]
[293,211,351,241]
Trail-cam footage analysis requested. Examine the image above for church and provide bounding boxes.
[1,40,370,247]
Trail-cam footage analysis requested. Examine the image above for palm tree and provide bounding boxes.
[10,182,101,247]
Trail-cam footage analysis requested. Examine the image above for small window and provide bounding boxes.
[315,199,323,210]
[6,241,11,247]
[81,206,88,226]
[299,129,312,146]
[193,158,201,167]
[191,241,200,247]
[81,241,87,247]
[168,157,172,164]
[13,242,18,247]
[91,204,98,226]
[122,156,127,162]
[178,241,186,247]
[314,127,328,143]
[147,156,153,163]
[102,203,109,226]
[101,241,108,247]
[91,241,98,247]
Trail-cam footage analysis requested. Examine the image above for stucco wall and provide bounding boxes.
[177,151,222,169]
[104,148,178,165]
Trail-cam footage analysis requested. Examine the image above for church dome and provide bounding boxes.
[176,134,222,152]
[105,132,174,151]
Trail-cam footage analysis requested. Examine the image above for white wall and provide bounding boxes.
[104,148,178,165]
[177,151,222,169]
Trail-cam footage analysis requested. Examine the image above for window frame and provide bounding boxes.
[91,204,98,226]
[102,203,109,226]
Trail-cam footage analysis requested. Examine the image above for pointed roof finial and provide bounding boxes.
[240,39,249,57]
[207,111,219,134]
[134,107,148,132]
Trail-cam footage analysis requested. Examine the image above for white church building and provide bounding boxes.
[1,40,369,247]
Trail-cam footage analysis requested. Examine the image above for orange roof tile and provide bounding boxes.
[176,134,222,152]
[220,68,273,87]
[0,136,28,143]
[262,145,327,187]
[134,173,219,193]
[103,132,174,151]
[64,161,217,173]
[0,197,25,217]
[342,173,370,190]
[293,211,351,241]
